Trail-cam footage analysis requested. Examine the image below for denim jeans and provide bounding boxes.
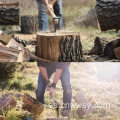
[36,0,63,31]
[36,66,72,109]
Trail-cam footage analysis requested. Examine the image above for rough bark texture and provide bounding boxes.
[36,32,83,62]
[0,3,19,25]
[0,94,17,112]
[21,16,38,34]
[22,93,44,115]
[104,39,120,59]
[96,0,120,31]
[88,36,108,55]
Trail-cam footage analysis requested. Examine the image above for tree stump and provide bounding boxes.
[36,32,83,62]
[21,15,38,34]
[96,0,120,31]
[22,93,44,115]
[0,94,17,112]
[0,3,19,25]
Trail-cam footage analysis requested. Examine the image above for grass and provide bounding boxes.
[1,63,120,120]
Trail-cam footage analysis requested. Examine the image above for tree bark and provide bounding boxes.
[22,93,44,115]
[21,16,38,34]
[96,0,120,31]
[0,3,19,25]
[88,36,108,55]
[36,32,83,62]
[104,39,120,59]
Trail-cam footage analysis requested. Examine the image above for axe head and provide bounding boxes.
[53,16,60,32]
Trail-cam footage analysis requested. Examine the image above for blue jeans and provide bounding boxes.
[36,66,72,109]
[36,0,63,31]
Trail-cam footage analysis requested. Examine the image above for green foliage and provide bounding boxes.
[23,83,36,91]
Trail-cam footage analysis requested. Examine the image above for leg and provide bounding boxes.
[53,0,63,29]
[60,67,72,110]
[36,0,48,31]
[36,66,55,104]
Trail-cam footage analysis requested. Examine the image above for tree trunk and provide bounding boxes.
[104,39,120,59]
[0,94,17,112]
[21,16,38,34]
[36,32,83,62]
[0,3,19,25]
[96,0,120,31]
[22,93,44,115]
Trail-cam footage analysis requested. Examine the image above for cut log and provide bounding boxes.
[22,93,44,115]
[21,16,38,34]
[36,31,83,62]
[96,0,120,31]
[73,91,95,118]
[0,115,5,120]
[7,38,51,62]
[0,3,19,25]
[88,36,108,55]
[0,46,22,62]
[0,32,14,45]
[0,94,17,112]
[47,118,68,120]
[104,39,120,59]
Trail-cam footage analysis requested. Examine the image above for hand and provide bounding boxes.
[46,3,53,16]
[49,87,55,96]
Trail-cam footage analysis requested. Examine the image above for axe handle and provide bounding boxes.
[49,9,56,18]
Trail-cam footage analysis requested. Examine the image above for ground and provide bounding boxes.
[1,63,120,120]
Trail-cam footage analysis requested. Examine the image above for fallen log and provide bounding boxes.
[73,91,95,118]
[36,31,83,62]
[21,16,38,34]
[22,93,44,115]
[88,36,108,55]
[96,0,120,31]
[0,94,17,112]
[0,3,19,25]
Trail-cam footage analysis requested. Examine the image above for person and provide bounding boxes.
[36,62,72,117]
[36,0,63,31]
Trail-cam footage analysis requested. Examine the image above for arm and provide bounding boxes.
[39,66,50,85]
[49,69,62,96]
[53,69,62,84]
